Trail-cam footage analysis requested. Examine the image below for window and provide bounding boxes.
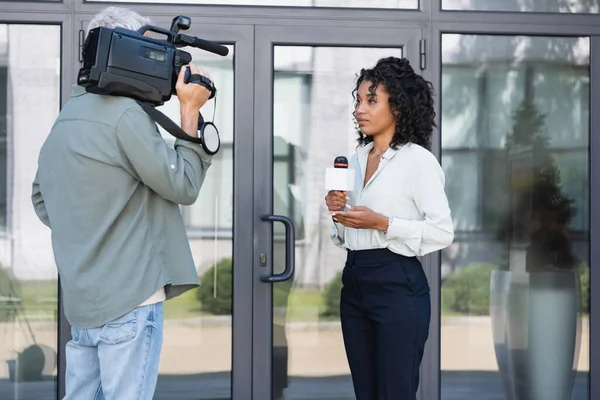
[440,34,590,400]
[85,0,418,9]
[0,63,7,230]
[154,48,234,235]
[182,145,233,234]
[0,24,60,400]
[442,0,599,13]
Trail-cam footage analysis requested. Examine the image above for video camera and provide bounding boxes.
[77,16,228,154]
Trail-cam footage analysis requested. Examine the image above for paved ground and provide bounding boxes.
[0,373,590,399]
[0,317,591,399]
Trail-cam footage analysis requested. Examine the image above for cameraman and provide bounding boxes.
[31,6,213,400]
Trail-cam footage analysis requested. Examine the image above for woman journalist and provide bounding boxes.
[324,56,454,400]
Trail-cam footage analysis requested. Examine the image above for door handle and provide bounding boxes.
[260,214,295,283]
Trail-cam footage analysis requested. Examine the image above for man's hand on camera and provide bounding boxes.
[176,63,212,138]
[176,63,211,110]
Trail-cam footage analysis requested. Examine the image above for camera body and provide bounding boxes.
[77,16,226,106]
[76,16,227,154]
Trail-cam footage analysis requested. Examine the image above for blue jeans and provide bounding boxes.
[64,303,164,400]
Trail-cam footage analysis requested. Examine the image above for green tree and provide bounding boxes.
[499,100,578,271]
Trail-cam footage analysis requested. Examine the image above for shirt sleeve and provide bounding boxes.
[385,152,454,256]
[330,220,346,247]
[114,106,213,205]
[31,171,51,228]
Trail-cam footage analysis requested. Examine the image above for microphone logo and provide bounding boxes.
[334,156,348,169]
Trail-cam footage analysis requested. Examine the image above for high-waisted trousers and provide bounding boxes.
[340,248,431,400]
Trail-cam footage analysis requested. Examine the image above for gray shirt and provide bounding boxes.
[32,85,212,328]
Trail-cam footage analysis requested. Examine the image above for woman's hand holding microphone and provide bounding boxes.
[325,190,347,222]
[325,191,388,231]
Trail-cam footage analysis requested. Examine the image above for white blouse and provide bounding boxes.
[330,142,454,257]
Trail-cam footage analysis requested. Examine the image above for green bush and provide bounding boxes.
[197,258,233,315]
[580,265,590,315]
[0,267,20,322]
[442,263,496,316]
[442,262,591,317]
[321,271,343,317]
[197,258,292,315]
[273,280,293,309]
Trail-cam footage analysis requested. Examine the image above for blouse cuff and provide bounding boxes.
[330,221,346,246]
[385,217,422,253]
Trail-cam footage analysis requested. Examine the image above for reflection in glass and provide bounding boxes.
[85,0,418,9]
[0,24,60,400]
[153,46,234,400]
[441,34,589,400]
[443,0,598,13]
[272,46,402,399]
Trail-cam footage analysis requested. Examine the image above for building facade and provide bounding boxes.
[0,0,598,399]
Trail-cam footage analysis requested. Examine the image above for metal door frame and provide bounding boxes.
[252,25,424,399]
[0,10,74,400]
[2,1,600,399]
[590,35,600,400]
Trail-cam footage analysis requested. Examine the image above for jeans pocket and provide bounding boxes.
[99,308,138,345]
[70,327,81,342]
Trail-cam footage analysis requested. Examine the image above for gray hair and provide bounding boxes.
[87,6,153,35]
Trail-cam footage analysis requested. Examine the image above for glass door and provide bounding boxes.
[72,16,255,400]
[252,25,422,400]
[439,33,592,400]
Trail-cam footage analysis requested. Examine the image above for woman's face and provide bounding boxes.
[354,80,396,137]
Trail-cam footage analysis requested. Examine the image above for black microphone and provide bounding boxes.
[334,156,348,169]
[191,36,229,56]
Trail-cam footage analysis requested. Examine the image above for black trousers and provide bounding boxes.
[340,248,431,400]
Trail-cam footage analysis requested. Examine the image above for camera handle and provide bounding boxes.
[183,66,216,99]
[181,66,221,154]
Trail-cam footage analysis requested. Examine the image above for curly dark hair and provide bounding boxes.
[353,57,436,150]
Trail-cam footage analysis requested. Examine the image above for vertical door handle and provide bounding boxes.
[260,214,295,283]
